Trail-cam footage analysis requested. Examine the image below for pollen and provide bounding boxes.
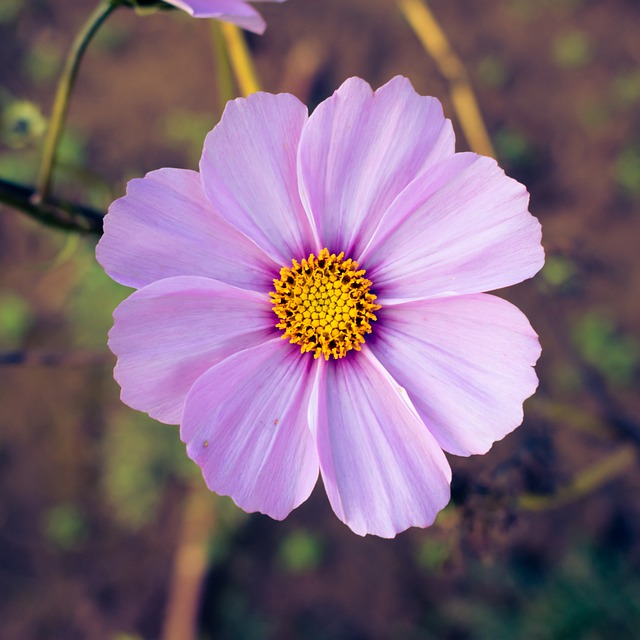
[270,248,381,360]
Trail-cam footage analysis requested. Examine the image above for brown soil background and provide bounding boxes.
[1,0,640,638]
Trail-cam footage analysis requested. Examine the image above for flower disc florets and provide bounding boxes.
[270,248,381,360]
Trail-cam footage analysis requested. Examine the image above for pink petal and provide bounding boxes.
[200,92,317,265]
[164,0,266,34]
[97,168,278,292]
[310,347,451,538]
[360,153,544,301]
[298,76,454,258]
[181,339,319,520]
[109,276,275,424]
[369,294,541,456]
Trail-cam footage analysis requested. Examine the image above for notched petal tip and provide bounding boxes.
[181,340,320,521]
[313,349,453,538]
[370,294,542,458]
[200,91,314,265]
[107,276,275,425]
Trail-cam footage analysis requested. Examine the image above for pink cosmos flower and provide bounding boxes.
[163,0,286,34]
[97,76,544,538]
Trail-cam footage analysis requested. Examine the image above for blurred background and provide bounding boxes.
[1,0,640,638]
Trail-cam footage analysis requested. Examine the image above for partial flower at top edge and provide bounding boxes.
[162,0,286,34]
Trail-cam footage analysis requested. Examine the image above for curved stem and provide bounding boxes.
[33,0,119,204]
[518,445,635,511]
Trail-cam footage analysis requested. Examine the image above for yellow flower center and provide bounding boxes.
[270,248,381,360]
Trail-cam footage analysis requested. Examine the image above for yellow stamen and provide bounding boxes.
[270,248,381,360]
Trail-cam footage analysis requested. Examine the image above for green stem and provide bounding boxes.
[33,0,119,204]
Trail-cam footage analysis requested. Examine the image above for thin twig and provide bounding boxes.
[0,350,110,366]
[528,398,615,440]
[519,445,636,511]
[0,177,104,234]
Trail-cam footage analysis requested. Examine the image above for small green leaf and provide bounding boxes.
[615,146,640,197]
[43,503,87,549]
[417,539,450,571]
[612,69,640,108]
[278,530,323,573]
[476,55,509,89]
[573,312,640,386]
[0,0,21,23]
[554,31,591,69]
[494,128,533,167]
[0,292,32,346]
[539,255,580,292]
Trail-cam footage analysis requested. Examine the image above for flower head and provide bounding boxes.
[163,0,286,34]
[97,76,544,538]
